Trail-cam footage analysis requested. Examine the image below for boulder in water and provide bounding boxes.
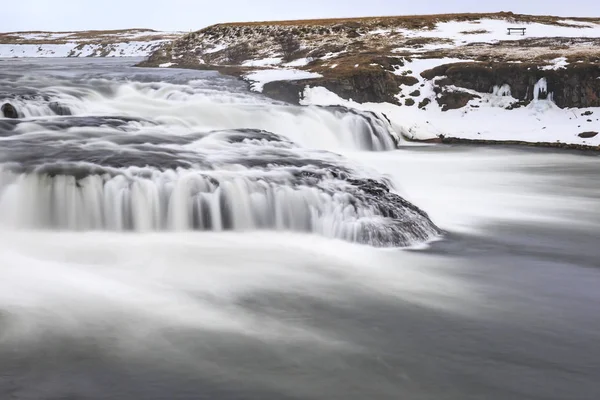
[1,103,18,118]
[49,102,72,116]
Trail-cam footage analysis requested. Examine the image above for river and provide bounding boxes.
[0,58,599,400]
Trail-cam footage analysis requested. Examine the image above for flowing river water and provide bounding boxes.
[0,58,599,400]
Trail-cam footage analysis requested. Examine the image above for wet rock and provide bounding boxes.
[578,131,598,138]
[1,103,18,118]
[418,98,431,109]
[437,91,480,111]
[262,69,417,105]
[505,100,529,110]
[48,102,72,116]
[422,62,600,109]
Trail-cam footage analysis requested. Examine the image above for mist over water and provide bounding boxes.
[1,58,600,400]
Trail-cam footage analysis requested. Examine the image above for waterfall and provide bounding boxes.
[0,64,439,247]
[0,167,439,247]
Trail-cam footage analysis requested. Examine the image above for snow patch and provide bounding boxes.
[541,57,568,70]
[284,58,311,67]
[204,44,227,54]
[301,86,600,147]
[242,57,282,67]
[245,69,323,92]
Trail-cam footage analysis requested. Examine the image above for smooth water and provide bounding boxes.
[1,58,599,400]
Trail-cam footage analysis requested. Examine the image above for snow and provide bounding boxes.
[492,84,512,97]
[284,58,312,67]
[242,57,282,67]
[393,57,470,77]
[244,69,323,92]
[395,18,600,47]
[0,43,75,58]
[0,40,166,58]
[159,62,175,68]
[541,57,568,70]
[369,28,392,35]
[204,44,227,54]
[301,85,600,147]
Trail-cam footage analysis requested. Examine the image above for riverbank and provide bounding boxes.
[140,12,600,148]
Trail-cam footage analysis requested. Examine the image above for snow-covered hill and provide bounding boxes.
[0,29,183,58]
[144,12,600,148]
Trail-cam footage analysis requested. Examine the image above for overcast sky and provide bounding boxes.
[4,0,600,32]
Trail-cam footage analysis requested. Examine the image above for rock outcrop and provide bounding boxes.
[262,69,417,104]
[422,62,600,109]
[1,103,18,118]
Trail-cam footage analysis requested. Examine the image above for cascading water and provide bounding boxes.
[0,59,439,247]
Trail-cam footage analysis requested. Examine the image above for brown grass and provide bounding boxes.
[402,37,454,47]
[209,12,600,30]
[0,29,178,45]
[459,29,491,35]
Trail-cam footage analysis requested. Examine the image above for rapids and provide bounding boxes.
[0,58,437,247]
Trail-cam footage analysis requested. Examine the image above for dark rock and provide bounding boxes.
[405,98,415,106]
[136,44,173,67]
[48,102,72,116]
[418,98,431,109]
[437,91,479,111]
[582,111,593,116]
[1,103,18,118]
[409,90,421,97]
[578,131,598,138]
[422,62,600,109]
[380,113,392,125]
[439,136,600,151]
[587,119,593,122]
[505,100,530,110]
[260,81,304,104]
[262,69,418,105]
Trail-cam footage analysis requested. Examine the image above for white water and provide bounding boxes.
[3,76,397,152]
[0,168,425,245]
[0,59,435,247]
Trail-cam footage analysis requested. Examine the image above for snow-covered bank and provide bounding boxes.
[300,85,600,147]
[0,30,182,58]
[0,41,169,58]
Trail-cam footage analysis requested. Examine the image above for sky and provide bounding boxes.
[4,0,600,32]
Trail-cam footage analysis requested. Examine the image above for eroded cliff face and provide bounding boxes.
[261,61,600,111]
[262,67,418,105]
[422,62,600,108]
